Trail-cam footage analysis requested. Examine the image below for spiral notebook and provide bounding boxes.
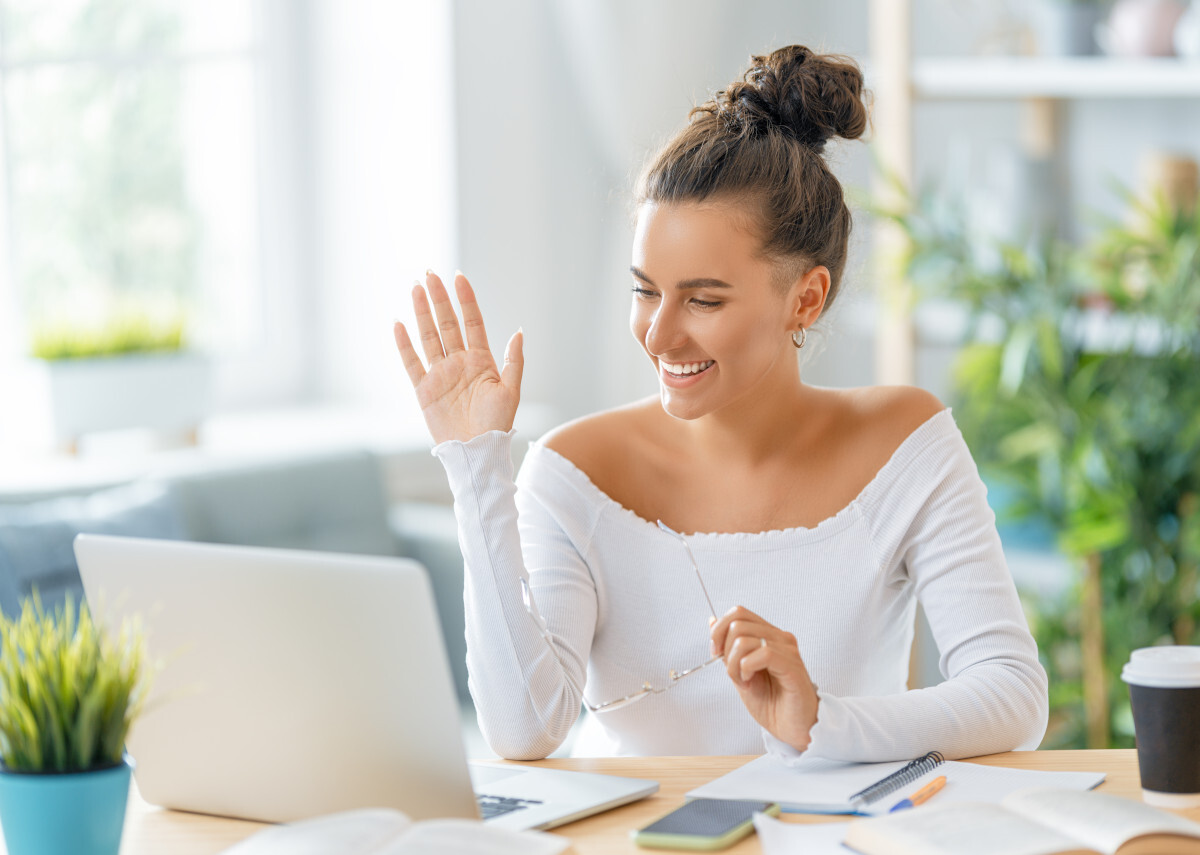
[687,752,1105,816]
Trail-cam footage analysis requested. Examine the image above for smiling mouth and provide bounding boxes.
[660,359,715,378]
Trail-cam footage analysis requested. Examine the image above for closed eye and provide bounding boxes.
[691,298,721,309]
[631,285,659,299]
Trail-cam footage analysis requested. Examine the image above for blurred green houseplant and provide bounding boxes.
[879,182,1200,748]
[27,298,209,453]
[30,303,187,361]
[0,594,155,854]
[0,594,152,773]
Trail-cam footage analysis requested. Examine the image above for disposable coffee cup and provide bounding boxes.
[1121,646,1200,808]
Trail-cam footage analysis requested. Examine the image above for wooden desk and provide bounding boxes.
[102,750,1189,854]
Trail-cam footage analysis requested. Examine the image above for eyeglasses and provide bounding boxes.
[521,520,722,714]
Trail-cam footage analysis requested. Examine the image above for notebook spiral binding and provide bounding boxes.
[849,751,946,806]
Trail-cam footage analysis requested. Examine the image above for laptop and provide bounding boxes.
[74,533,657,830]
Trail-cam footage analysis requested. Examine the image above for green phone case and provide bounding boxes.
[632,802,781,850]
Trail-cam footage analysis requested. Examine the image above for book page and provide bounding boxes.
[221,811,571,855]
[382,819,571,855]
[220,809,413,855]
[752,815,850,855]
[1003,788,1200,855]
[857,762,1107,817]
[844,802,1097,855]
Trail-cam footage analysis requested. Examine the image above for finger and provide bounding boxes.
[427,270,466,355]
[735,638,773,683]
[412,282,446,364]
[393,322,427,387]
[726,633,767,684]
[455,272,491,352]
[710,605,757,656]
[501,329,524,395]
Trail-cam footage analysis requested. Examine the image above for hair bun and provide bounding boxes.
[715,46,868,152]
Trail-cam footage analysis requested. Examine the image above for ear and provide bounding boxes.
[787,265,831,331]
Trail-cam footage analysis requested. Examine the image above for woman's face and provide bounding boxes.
[630,200,812,421]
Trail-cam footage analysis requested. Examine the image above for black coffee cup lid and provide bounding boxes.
[1122,645,1200,688]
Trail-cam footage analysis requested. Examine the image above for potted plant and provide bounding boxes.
[0,593,154,855]
[29,300,212,453]
[875,175,1200,749]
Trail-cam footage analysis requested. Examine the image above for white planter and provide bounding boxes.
[34,353,213,447]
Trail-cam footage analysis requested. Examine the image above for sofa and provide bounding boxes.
[0,448,471,704]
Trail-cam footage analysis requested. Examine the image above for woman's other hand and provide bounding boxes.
[394,271,523,445]
[709,606,820,752]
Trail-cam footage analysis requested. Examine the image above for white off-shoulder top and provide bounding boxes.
[432,408,1048,761]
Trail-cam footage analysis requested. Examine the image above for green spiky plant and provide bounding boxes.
[0,594,153,773]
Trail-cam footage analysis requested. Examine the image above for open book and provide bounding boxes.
[844,787,1200,855]
[220,808,573,855]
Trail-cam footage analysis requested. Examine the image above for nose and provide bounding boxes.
[644,300,687,356]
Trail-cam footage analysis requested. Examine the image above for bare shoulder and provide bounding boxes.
[851,385,946,435]
[540,397,661,478]
[822,385,947,460]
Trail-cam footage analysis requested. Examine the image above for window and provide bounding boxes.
[0,0,265,347]
[0,2,457,457]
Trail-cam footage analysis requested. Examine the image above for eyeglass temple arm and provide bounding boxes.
[656,519,718,621]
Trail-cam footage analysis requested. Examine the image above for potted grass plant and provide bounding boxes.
[29,300,212,452]
[0,593,154,855]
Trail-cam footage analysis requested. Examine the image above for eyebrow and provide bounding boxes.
[630,266,733,290]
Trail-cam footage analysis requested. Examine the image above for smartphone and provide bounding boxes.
[632,797,780,850]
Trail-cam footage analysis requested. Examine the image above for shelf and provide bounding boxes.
[911,57,1200,99]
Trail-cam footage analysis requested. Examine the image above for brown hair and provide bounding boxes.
[636,45,869,310]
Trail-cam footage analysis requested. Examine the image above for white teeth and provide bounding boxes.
[662,360,713,376]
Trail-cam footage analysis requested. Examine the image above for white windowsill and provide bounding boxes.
[0,401,561,501]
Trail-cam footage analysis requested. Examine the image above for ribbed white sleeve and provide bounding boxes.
[434,410,1048,762]
[434,430,596,760]
[772,414,1049,763]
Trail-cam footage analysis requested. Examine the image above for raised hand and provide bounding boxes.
[393,270,523,445]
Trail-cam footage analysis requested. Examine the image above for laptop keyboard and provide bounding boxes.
[476,792,544,820]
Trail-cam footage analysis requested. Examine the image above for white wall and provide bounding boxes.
[451,0,852,423]
[310,0,1199,424]
[308,0,457,420]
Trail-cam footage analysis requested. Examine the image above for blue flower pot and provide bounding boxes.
[0,756,133,855]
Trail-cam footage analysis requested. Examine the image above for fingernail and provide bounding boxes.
[708,615,716,627]
[425,268,434,276]
[455,269,464,278]
[725,606,739,616]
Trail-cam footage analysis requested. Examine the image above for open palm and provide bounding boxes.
[393,271,523,445]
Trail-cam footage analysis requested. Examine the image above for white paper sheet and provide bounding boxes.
[752,814,853,855]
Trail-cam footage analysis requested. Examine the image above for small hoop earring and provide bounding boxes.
[791,327,807,350]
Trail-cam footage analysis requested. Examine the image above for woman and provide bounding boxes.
[394,46,1048,762]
